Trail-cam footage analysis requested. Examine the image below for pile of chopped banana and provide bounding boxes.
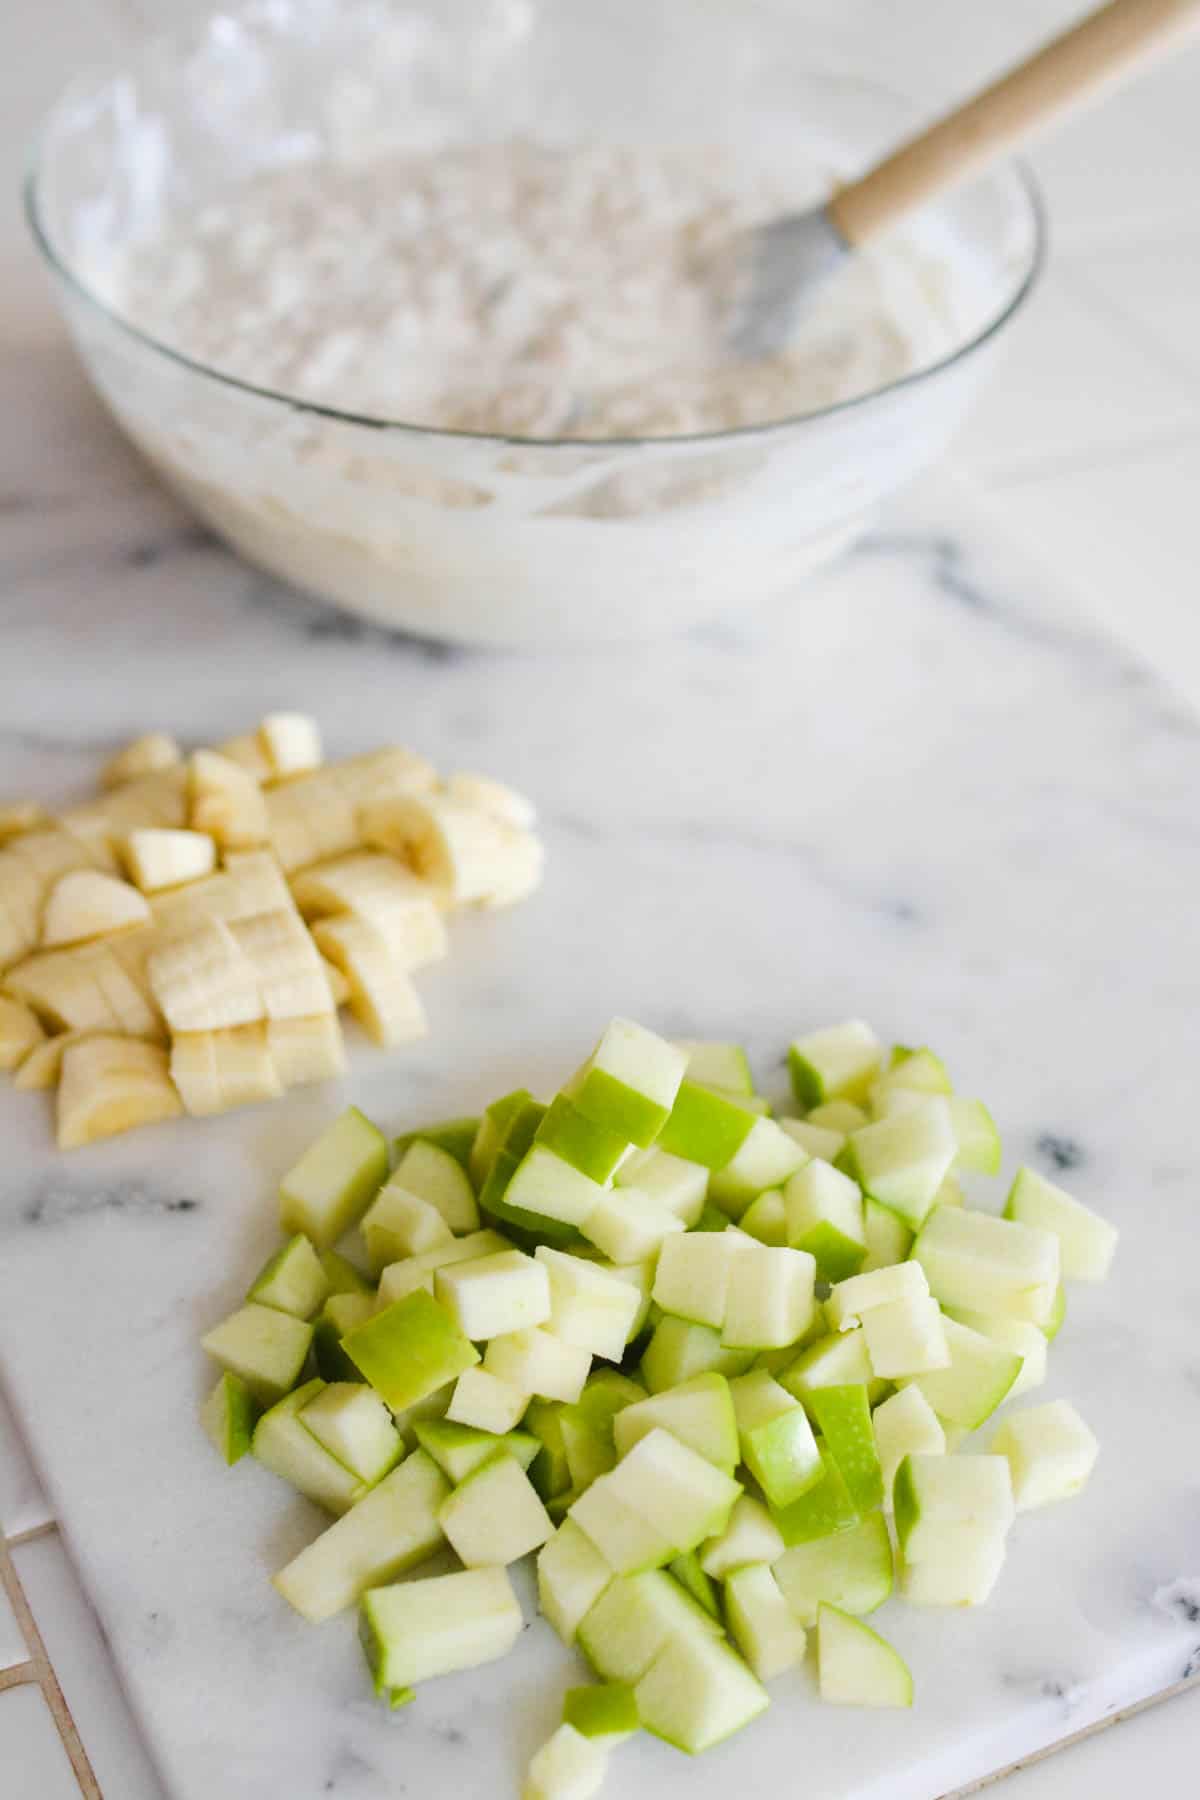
[0,717,543,1149]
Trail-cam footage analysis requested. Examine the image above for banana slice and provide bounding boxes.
[360,793,542,908]
[148,915,262,1034]
[229,908,333,1020]
[41,870,151,947]
[151,850,293,932]
[0,850,44,970]
[124,829,217,893]
[0,803,47,845]
[5,937,162,1038]
[290,852,448,968]
[57,1037,182,1149]
[481,830,546,909]
[62,768,189,860]
[101,733,182,789]
[17,1029,107,1091]
[265,748,438,875]
[189,751,270,850]
[0,994,44,1071]
[266,1014,347,1088]
[171,1022,283,1116]
[311,915,428,1048]
[215,733,273,783]
[259,713,323,781]
[445,772,537,831]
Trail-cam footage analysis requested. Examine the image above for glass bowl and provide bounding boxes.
[25,0,1043,646]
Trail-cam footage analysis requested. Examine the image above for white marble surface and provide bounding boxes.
[0,1684,83,1800]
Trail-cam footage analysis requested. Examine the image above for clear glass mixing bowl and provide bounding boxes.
[25,0,1043,646]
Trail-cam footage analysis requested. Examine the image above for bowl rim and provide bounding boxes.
[23,60,1047,452]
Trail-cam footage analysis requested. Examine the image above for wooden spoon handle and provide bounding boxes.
[828,0,1200,245]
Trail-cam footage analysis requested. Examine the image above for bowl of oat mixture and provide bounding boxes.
[26,0,1042,645]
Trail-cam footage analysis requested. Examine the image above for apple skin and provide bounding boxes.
[342,1290,479,1412]
[537,1093,631,1183]
[657,1081,758,1170]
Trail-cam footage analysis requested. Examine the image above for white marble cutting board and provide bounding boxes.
[0,469,1197,1800]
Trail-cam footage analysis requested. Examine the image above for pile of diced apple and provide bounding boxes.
[200,1018,1115,1798]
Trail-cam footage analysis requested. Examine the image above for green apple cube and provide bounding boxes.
[470,1088,535,1191]
[392,1139,480,1234]
[538,1519,614,1644]
[739,1189,788,1246]
[640,1316,755,1393]
[376,1229,513,1306]
[536,1094,632,1184]
[862,1294,949,1379]
[246,1233,331,1320]
[669,1551,723,1622]
[788,1021,881,1109]
[273,1448,448,1622]
[567,1019,687,1147]
[582,1187,684,1263]
[774,1512,893,1626]
[635,1629,768,1753]
[1005,1167,1117,1281]
[656,1080,758,1170]
[860,1199,914,1273]
[769,1447,860,1546]
[729,1369,822,1508]
[698,1492,784,1578]
[615,1147,708,1226]
[869,1087,928,1122]
[483,1327,591,1404]
[279,1106,388,1248]
[415,1416,536,1483]
[825,1260,928,1332]
[343,1290,479,1411]
[362,1182,455,1271]
[300,1382,404,1485]
[394,1115,479,1174]
[559,1372,645,1493]
[253,1380,365,1514]
[674,1039,755,1095]
[526,1399,572,1500]
[606,1427,741,1554]
[871,1387,946,1508]
[904,1316,1022,1428]
[445,1367,538,1439]
[817,1604,912,1708]
[651,1231,752,1330]
[780,1118,846,1164]
[439,1448,553,1566]
[722,1244,816,1350]
[613,1372,738,1472]
[901,1526,1008,1606]
[931,1172,966,1208]
[778,1328,890,1412]
[808,1385,883,1513]
[499,1145,606,1231]
[387,1381,455,1451]
[990,1399,1099,1510]
[809,1100,869,1133]
[360,1565,522,1689]
[562,1682,640,1743]
[948,1308,1047,1397]
[201,1303,313,1405]
[435,1248,551,1340]
[319,1249,374,1297]
[578,1571,722,1682]
[912,1205,1061,1325]
[947,1096,1002,1175]
[893,1452,1014,1560]
[886,1044,952,1087]
[524,1724,608,1800]
[570,1478,678,1575]
[708,1118,807,1217]
[838,1099,957,1232]
[535,1249,642,1361]
[784,1162,866,1282]
[201,1372,259,1466]
[311,1310,368,1384]
[599,1259,656,1343]
[725,1563,807,1680]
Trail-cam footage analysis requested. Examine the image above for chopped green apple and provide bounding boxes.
[739,1189,788,1246]
[656,1080,758,1170]
[246,1233,331,1319]
[669,1550,723,1622]
[1043,1281,1067,1340]
[729,1369,822,1508]
[948,1096,1002,1175]
[651,1231,752,1330]
[536,1093,632,1184]
[445,1365,530,1434]
[722,1244,817,1349]
[439,1448,553,1566]
[582,1186,685,1262]
[824,1260,929,1333]
[808,1100,869,1133]
[699,1493,785,1579]
[900,1526,1008,1606]
[526,1398,573,1500]
[414,1417,537,1483]
[838,1099,957,1232]
[779,1118,846,1163]
[342,1289,479,1411]
[485,1327,592,1404]
[524,1723,608,1800]
[774,1512,893,1625]
[393,1115,479,1174]
[709,1117,807,1216]
[640,1316,756,1394]
[903,1316,1022,1428]
[1004,1167,1117,1281]
[279,1106,388,1248]
[635,1628,768,1753]
[375,1228,513,1305]
[435,1248,551,1340]
[912,1205,1061,1325]
[725,1563,808,1679]
[360,1566,523,1689]
[893,1453,1014,1561]
[674,1039,755,1095]
[990,1399,1099,1510]
[807,1385,883,1513]
[536,1248,643,1361]
[615,1147,708,1226]
[319,1249,374,1297]
[861,1294,950,1380]
[362,1181,455,1271]
[562,1682,640,1743]
[605,1427,741,1555]
[577,1571,722,1683]
[252,1380,365,1514]
[788,1021,881,1109]
[871,1386,946,1507]
[778,1328,889,1412]
[567,1018,687,1147]
[470,1088,535,1192]
[769,1446,860,1546]
[201,1303,313,1405]
[499,1145,607,1232]
[570,1478,678,1576]
[391,1138,480,1234]
[613,1372,738,1472]
[273,1448,449,1622]
[816,1604,912,1708]
[860,1198,914,1273]
[881,1045,952,1091]
[200,1371,259,1466]
[537,1519,614,1644]
[559,1371,645,1493]
[946,1307,1047,1397]
[783,1161,867,1282]
[930,1172,966,1208]
[300,1382,404,1485]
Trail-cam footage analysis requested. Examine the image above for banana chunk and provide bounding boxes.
[290,852,447,967]
[444,772,537,831]
[189,751,270,851]
[311,915,428,1048]
[230,909,334,1021]
[101,733,182,789]
[171,1022,284,1116]
[124,829,217,893]
[5,936,163,1039]
[259,713,323,780]
[148,915,262,1034]
[360,793,543,908]
[41,871,151,947]
[267,1014,347,1088]
[0,995,45,1071]
[57,1037,182,1148]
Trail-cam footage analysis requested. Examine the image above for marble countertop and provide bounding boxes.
[2,2,1200,1796]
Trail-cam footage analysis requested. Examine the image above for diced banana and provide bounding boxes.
[229,909,333,1020]
[0,827,113,968]
[444,772,537,831]
[41,870,151,947]
[311,915,428,1048]
[482,831,545,909]
[0,803,47,844]
[61,768,189,859]
[148,915,262,1034]
[170,1022,283,1116]
[215,733,274,782]
[7,827,107,885]
[266,1014,347,1088]
[151,850,293,930]
[265,748,437,875]
[259,713,323,780]
[0,994,45,1071]
[189,751,270,850]
[124,829,217,893]
[57,1037,182,1149]
[360,793,543,908]
[321,957,351,1006]
[17,1029,109,1091]
[290,852,448,967]
[5,937,163,1039]
[100,733,182,789]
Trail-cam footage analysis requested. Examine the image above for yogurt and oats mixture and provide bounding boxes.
[106,139,968,440]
